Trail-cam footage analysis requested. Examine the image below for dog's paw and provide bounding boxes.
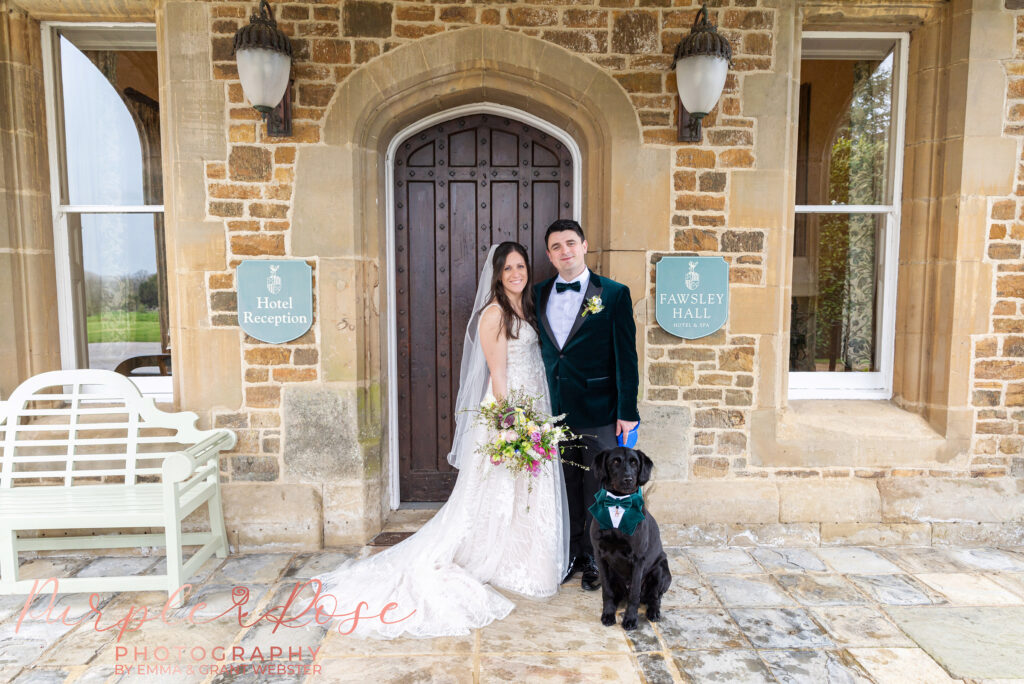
[646,606,661,622]
[621,613,639,630]
[601,611,617,627]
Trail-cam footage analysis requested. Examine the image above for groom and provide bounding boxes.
[536,219,640,591]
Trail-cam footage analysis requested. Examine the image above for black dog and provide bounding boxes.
[588,447,671,630]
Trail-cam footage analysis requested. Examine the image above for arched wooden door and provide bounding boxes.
[394,113,575,501]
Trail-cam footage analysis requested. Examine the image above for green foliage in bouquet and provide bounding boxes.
[476,389,573,480]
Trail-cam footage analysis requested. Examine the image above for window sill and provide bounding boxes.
[750,400,969,468]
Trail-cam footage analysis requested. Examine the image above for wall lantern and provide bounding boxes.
[233,0,293,137]
[671,4,733,143]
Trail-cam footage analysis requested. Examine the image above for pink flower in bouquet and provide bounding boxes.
[532,443,546,457]
[501,429,518,442]
[530,431,542,442]
[499,410,516,429]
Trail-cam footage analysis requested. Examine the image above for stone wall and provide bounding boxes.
[177,0,1024,547]
[970,6,1024,478]
[6,0,1024,549]
[0,0,61,393]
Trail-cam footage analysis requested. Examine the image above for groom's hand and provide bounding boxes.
[616,419,639,436]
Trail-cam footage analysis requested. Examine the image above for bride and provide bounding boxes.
[314,242,570,638]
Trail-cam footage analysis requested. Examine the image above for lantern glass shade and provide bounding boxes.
[674,54,729,117]
[236,47,290,112]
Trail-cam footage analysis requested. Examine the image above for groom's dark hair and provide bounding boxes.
[545,219,585,248]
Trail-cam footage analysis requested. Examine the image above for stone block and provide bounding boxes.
[779,480,881,524]
[675,228,719,252]
[508,7,557,27]
[728,287,779,335]
[228,146,272,182]
[721,230,764,253]
[660,523,820,547]
[649,362,694,386]
[541,29,608,54]
[879,479,1024,523]
[174,328,242,412]
[960,136,1016,196]
[324,480,384,545]
[821,523,931,547]
[166,82,225,161]
[162,3,211,83]
[969,9,1014,60]
[343,1,392,37]
[221,483,323,551]
[930,522,1024,547]
[319,257,364,382]
[292,146,357,257]
[638,403,691,480]
[283,385,361,480]
[646,480,780,524]
[612,11,659,54]
[728,170,786,228]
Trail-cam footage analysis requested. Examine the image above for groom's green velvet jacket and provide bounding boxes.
[535,271,640,430]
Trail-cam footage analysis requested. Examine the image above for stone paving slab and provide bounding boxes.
[885,606,1024,680]
[4,547,1024,682]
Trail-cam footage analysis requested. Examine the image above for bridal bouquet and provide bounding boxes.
[477,390,572,478]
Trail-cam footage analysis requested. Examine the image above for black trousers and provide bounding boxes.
[561,423,617,558]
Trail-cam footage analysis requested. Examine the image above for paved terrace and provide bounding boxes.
[4,544,1024,683]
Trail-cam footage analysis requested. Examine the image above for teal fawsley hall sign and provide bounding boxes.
[237,259,313,343]
[655,256,729,340]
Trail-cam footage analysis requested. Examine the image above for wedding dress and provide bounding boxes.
[314,251,570,639]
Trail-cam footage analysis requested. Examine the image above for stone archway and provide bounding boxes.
[292,27,670,542]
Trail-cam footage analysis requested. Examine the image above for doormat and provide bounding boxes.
[369,531,414,546]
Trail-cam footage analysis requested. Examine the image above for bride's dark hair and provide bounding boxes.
[486,241,537,340]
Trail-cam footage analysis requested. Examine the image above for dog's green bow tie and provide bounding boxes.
[588,488,645,535]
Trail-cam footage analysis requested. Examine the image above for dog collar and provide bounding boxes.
[589,488,645,535]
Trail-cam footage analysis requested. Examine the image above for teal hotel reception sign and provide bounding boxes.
[655,256,729,340]
[237,260,313,343]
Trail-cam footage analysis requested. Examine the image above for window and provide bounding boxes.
[42,24,170,399]
[789,32,908,400]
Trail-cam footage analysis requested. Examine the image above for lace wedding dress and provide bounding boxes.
[315,311,570,639]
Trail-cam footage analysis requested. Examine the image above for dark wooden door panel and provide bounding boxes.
[395,113,574,501]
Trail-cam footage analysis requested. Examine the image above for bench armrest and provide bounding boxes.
[161,430,237,483]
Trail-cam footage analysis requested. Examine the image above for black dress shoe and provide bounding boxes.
[581,555,600,591]
[561,555,581,584]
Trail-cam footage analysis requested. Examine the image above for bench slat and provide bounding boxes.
[7,422,175,433]
[4,436,190,448]
[10,407,132,417]
[5,453,177,463]
[0,482,216,524]
[5,467,163,479]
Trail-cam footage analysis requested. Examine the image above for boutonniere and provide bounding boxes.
[581,296,604,317]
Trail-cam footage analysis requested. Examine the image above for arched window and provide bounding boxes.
[45,25,170,398]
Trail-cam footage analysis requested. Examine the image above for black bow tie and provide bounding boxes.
[555,281,581,293]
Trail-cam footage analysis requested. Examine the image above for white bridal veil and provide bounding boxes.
[313,243,570,639]
[447,244,500,469]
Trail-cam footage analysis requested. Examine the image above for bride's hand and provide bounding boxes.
[479,306,508,400]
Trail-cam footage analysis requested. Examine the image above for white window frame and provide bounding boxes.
[41,22,170,401]
[788,31,909,401]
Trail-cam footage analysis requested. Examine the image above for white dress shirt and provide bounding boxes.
[546,268,590,348]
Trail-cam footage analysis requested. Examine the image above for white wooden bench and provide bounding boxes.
[0,369,236,604]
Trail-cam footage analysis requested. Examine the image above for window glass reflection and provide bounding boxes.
[796,52,894,207]
[790,213,884,373]
[76,213,168,376]
[60,36,146,206]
